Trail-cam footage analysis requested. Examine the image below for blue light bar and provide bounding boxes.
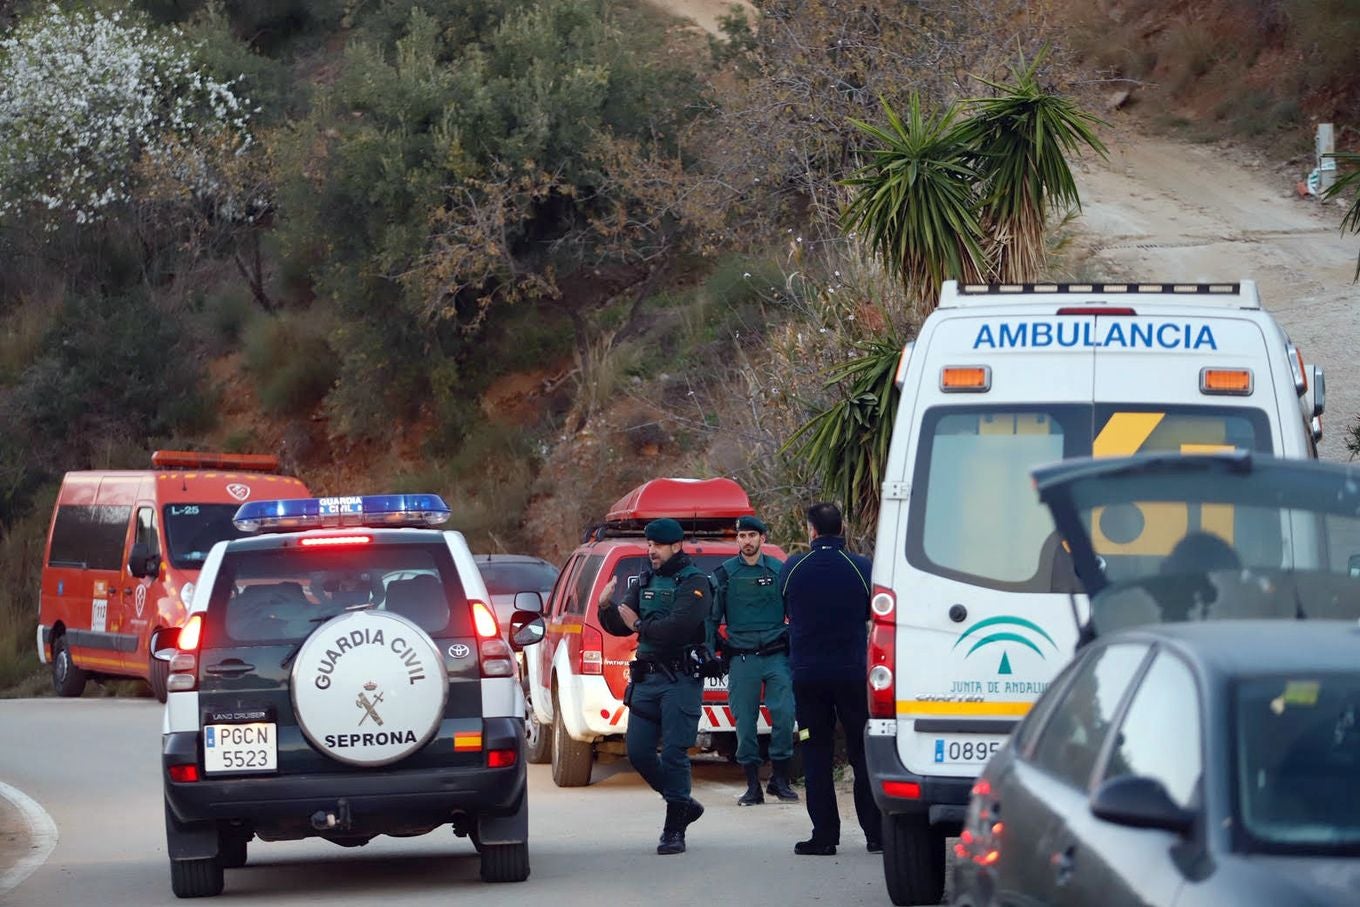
[233,494,451,533]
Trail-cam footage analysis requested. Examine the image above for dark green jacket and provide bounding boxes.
[709,552,787,651]
[599,552,711,660]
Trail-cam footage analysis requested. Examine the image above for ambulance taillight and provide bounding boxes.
[166,614,203,693]
[867,586,896,719]
[471,601,514,678]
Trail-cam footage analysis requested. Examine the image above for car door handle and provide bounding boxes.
[205,661,255,677]
[1052,844,1076,887]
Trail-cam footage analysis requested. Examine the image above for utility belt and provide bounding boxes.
[725,636,789,658]
[628,657,690,683]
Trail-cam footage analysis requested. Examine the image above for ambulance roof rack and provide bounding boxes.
[152,450,282,472]
[582,477,755,542]
[938,279,1260,310]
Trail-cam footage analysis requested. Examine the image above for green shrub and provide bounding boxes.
[0,491,52,693]
[241,311,338,416]
[203,284,254,350]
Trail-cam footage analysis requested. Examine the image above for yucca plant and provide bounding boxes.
[956,49,1108,282]
[840,94,989,311]
[1323,151,1360,281]
[782,334,903,534]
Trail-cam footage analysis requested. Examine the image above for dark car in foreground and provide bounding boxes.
[953,452,1360,907]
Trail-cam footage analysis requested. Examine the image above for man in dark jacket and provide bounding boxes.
[598,518,710,854]
[778,502,882,855]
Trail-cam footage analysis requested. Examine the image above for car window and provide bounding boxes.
[1100,651,1202,809]
[135,506,160,557]
[567,555,604,616]
[477,560,558,596]
[1012,656,1083,758]
[605,554,730,606]
[1029,643,1150,789]
[163,503,254,569]
[208,543,472,642]
[1235,671,1360,854]
[47,504,133,570]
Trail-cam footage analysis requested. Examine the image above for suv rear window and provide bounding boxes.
[604,554,731,605]
[207,543,472,643]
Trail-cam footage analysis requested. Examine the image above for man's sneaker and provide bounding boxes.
[794,839,837,856]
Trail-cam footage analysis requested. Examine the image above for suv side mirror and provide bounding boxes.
[513,591,543,614]
[150,626,180,661]
[508,611,546,650]
[1090,775,1195,835]
[128,543,159,579]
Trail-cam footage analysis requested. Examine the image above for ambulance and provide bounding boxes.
[38,451,310,701]
[528,478,786,787]
[864,281,1326,906]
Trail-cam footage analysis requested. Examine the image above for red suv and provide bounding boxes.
[526,478,785,786]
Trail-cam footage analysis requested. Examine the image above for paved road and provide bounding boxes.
[1072,135,1360,461]
[0,699,890,905]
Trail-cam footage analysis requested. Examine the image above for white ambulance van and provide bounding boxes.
[865,281,1324,906]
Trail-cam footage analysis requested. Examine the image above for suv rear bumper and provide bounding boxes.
[163,717,526,831]
[865,732,973,832]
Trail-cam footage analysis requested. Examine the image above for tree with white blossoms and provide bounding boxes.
[0,4,252,230]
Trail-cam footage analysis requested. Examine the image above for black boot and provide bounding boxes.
[657,801,688,855]
[684,797,705,830]
[767,759,800,802]
[737,764,764,806]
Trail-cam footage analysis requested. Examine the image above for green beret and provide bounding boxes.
[735,515,768,535]
[644,518,685,544]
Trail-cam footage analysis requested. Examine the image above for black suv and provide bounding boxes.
[156,495,545,898]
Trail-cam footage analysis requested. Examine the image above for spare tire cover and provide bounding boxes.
[290,610,448,767]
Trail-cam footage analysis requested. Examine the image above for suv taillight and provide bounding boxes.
[470,600,514,677]
[578,625,604,676]
[166,614,203,693]
[867,585,896,719]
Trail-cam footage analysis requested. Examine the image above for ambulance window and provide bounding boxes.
[1092,406,1271,457]
[47,504,134,571]
[135,507,160,557]
[907,406,1087,591]
[163,504,252,568]
[209,544,472,643]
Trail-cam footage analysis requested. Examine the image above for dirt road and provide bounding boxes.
[1070,134,1358,461]
[641,0,750,35]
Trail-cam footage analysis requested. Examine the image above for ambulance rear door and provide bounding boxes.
[891,309,1094,779]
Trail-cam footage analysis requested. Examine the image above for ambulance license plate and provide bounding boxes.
[932,736,1003,766]
[203,722,277,773]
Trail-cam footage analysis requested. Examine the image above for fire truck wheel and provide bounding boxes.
[169,856,224,898]
[479,841,530,883]
[51,635,87,698]
[524,687,550,764]
[550,686,593,787]
[149,651,169,703]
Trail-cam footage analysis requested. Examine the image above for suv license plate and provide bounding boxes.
[704,676,728,692]
[204,722,278,773]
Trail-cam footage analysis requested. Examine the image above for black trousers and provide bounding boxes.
[793,679,882,845]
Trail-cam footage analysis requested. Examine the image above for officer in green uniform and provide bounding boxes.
[598,518,712,855]
[710,515,799,805]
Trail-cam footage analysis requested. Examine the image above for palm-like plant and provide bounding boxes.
[840,94,989,311]
[1323,151,1360,281]
[782,334,903,533]
[956,49,1108,282]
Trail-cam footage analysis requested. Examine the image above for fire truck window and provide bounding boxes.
[48,504,133,571]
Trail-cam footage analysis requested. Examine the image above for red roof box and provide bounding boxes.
[605,477,755,525]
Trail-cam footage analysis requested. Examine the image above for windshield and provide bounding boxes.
[1236,673,1360,855]
[163,504,253,569]
[1051,456,1360,635]
[477,560,559,597]
[208,544,472,643]
[907,404,1270,592]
